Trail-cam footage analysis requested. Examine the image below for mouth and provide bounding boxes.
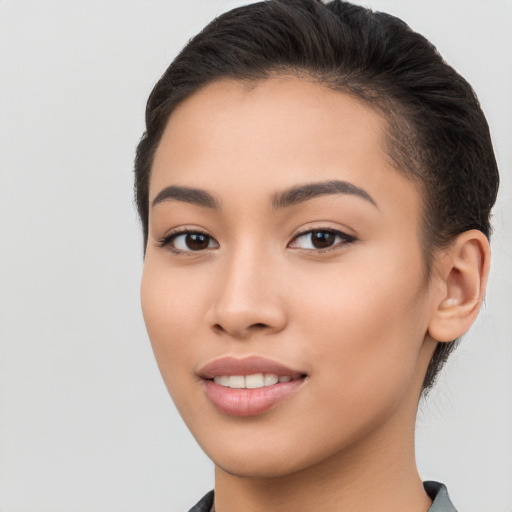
[199,356,308,417]
[212,373,296,389]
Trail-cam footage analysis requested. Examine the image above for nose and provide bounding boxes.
[207,247,288,340]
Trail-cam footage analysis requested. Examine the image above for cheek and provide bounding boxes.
[140,259,207,386]
[291,252,430,407]
[141,254,212,327]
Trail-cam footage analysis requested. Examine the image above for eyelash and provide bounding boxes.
[158,229,218,255]
[157,227,356,255]
[289,228,356,253]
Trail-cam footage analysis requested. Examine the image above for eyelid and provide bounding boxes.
[156,225,355,254]
[288,227,356,251]
[157,226,219,254]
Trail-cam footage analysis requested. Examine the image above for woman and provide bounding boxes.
[134,1,499,510]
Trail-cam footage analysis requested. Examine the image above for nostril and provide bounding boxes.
[250,323,269,330]
[211,322,268,336]
[212,324,226,334]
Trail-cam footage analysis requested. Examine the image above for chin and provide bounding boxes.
[197,428,343,480]
[214,454,309,480]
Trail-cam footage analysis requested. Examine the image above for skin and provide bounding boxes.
[141,77,489,512]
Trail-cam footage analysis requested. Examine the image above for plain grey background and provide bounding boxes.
[0,1,511,511]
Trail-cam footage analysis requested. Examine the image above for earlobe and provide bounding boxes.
[427,230,490,343]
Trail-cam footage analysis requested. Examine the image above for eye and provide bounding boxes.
[159,230,219,253]
[289,228,355,251]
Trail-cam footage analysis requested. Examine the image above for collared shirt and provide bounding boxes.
[187,481,458,512]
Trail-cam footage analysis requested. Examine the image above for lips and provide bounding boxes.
[199,356,307,416]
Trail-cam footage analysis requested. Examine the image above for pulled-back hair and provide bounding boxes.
[134,0,499,391]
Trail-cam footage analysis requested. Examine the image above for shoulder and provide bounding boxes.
[425,481,459,512]
[187,490,214,512]
[186,484,457,512]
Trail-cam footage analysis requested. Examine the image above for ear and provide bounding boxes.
[428,230,491,343]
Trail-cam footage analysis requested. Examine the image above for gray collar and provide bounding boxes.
[188,481,458,512]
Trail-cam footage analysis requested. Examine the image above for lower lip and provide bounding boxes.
[203,378,305,417]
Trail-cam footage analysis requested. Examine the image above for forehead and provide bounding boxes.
[150,77,421,222]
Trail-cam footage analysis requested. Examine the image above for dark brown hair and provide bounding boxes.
[134,0,499,391]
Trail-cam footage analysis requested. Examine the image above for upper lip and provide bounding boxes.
[198,356,305,379]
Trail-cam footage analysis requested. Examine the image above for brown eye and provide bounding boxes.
[184,233,211,251]
[289,228,356,251]
[310,231,336,249]
[159,231,219,252]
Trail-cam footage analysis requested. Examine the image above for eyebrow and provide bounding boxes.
[152,185,220,209]
[271,180,378,209]
[151,179,377,211]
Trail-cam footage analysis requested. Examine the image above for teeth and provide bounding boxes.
[245,373,264,389]
[228,375,245,389]
[214,375,230,387]
[213,373,292,389]
[264,373,279,386]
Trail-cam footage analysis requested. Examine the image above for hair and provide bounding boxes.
[134,0,499,391]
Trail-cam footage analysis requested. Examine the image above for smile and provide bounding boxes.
[199,356,308,416]
[213,373,294,389]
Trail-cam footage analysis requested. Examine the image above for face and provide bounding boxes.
[141,77,437,478]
